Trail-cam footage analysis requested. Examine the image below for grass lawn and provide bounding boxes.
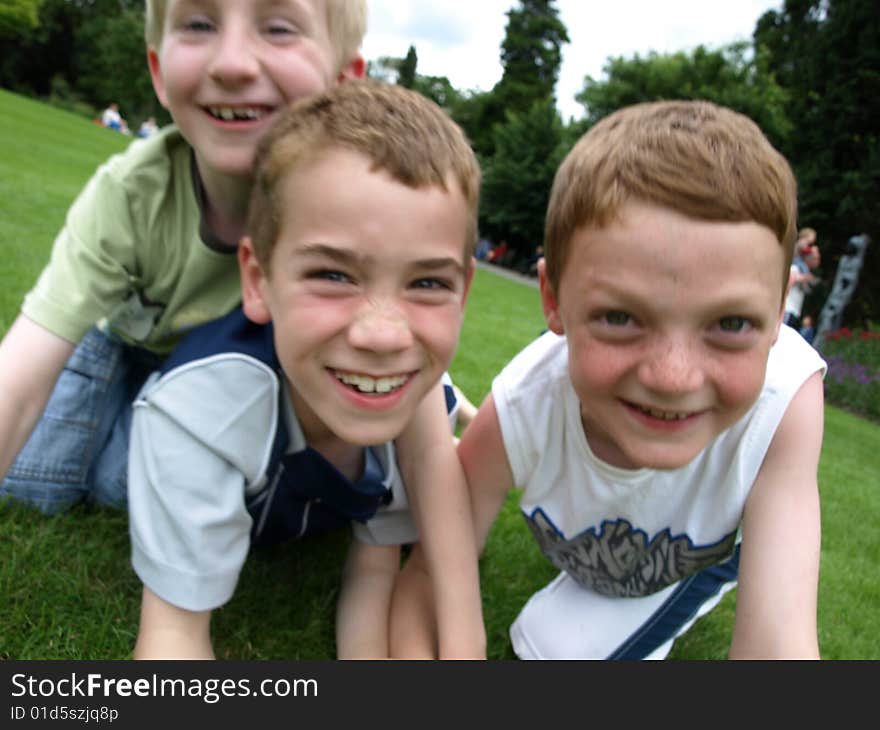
[1,89,878,660]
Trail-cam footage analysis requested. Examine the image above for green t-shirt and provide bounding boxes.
[22,125,242,354]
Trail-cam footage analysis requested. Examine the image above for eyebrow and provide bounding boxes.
[298,244,467,274]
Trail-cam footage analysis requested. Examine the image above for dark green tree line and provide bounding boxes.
[1,0,163,127]
[2,0,877,324]
[754,0,879,324]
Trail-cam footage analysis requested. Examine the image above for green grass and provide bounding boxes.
[1,89,878,660]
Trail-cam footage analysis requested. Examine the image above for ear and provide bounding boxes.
[147,47,169,110]
[337,53,366,82]
[538,258,564,335]
[239,237,273,324]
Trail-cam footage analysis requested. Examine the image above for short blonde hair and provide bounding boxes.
[144,0,367,72]
[247,79,481,271]
[545,100,798,297]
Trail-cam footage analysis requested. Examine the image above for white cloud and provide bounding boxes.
[362,0,782,121]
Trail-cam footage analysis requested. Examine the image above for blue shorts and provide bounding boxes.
[1,327,162,514]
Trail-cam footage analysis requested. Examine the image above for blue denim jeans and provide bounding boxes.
[1,327,162,514]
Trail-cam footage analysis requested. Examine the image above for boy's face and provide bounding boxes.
[540,201,786,471]
[241,148,474,447]
[148,0,363,182]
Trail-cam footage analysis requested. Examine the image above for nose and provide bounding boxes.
[347,299,414,354]
[208,23,260,86]
[638,338,704,395]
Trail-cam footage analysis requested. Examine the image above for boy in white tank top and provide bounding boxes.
[459,100,826,659]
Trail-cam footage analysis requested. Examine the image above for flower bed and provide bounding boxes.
[819,324,880,423]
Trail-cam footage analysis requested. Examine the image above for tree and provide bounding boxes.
[496,0,569,111]
[0,0,80,97]
[755,0,880,325]
[0,0,43,37]
[480,98,566,260]
[0,0,161,125]
[457,0,569,158]
[575,43,791,147]
[74,7,161,125]
[397,45,418,89]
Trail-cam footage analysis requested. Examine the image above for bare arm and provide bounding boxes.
[730,371,824,659]
[335,542,401,659]
[133,587,214,659]
[395,383,485,659]
[0,314,74,480]
[457,393,516,555]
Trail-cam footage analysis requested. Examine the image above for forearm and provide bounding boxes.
[336,542,399,659]
[399,544,485,659]
[0,315,73,479]
[134,627,215,660]
[730,372,823,659]
[406,459,485,658]
[134,587,214,659]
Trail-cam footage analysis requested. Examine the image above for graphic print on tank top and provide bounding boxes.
[525,510,737,597]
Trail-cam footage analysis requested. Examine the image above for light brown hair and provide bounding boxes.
[544,100,798,297]
[144,0,367,73]
[247,79,481,271]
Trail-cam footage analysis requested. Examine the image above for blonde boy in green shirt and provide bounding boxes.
[0,0,366,513]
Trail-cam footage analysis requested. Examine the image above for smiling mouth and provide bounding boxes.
[206,106,269,122]
[629,402,695,421]
[333,370,411,395]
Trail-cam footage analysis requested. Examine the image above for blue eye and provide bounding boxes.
[411,278,451,291]
[264,19,300,38]
[604,311,631,326]
[719,316,749,333]
[311,270,352,284]
[267,23,296,35]
[182,17,214,33]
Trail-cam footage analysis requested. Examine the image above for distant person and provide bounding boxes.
[459,100,826,659]
[785,229,821,328]
[0,0,368,515]
[128,81,485,660]
[799,315,816,345]
[475,237,492,261]
[100,102,124,131]
[487,239,508,264]
[137,117,159,138]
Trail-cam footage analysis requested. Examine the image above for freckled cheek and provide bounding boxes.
[567,348,624,400]
[715,360,767,412]
[408,307,464,364]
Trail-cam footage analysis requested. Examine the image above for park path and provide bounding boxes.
[475,260,539,289]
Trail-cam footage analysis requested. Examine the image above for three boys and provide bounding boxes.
[3,2,826,660]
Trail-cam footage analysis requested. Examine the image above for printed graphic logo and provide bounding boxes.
[525,511,737,597]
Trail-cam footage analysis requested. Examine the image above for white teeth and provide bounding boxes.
[334,371,408,394]
[641,406,689,421]
[209,107,264,121]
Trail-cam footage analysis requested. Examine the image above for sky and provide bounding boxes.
[361,0,782,121]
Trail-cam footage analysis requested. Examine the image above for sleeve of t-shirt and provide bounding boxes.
[128,357,279,612]
[22,156,139,343]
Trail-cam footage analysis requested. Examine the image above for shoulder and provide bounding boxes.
[94,125,192,202]
[493,331,571,428]
[491,332,573,481]
[137,310,281,484]
[765,325,827,394]
[494,331,568,399]
[161,308,279,373]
